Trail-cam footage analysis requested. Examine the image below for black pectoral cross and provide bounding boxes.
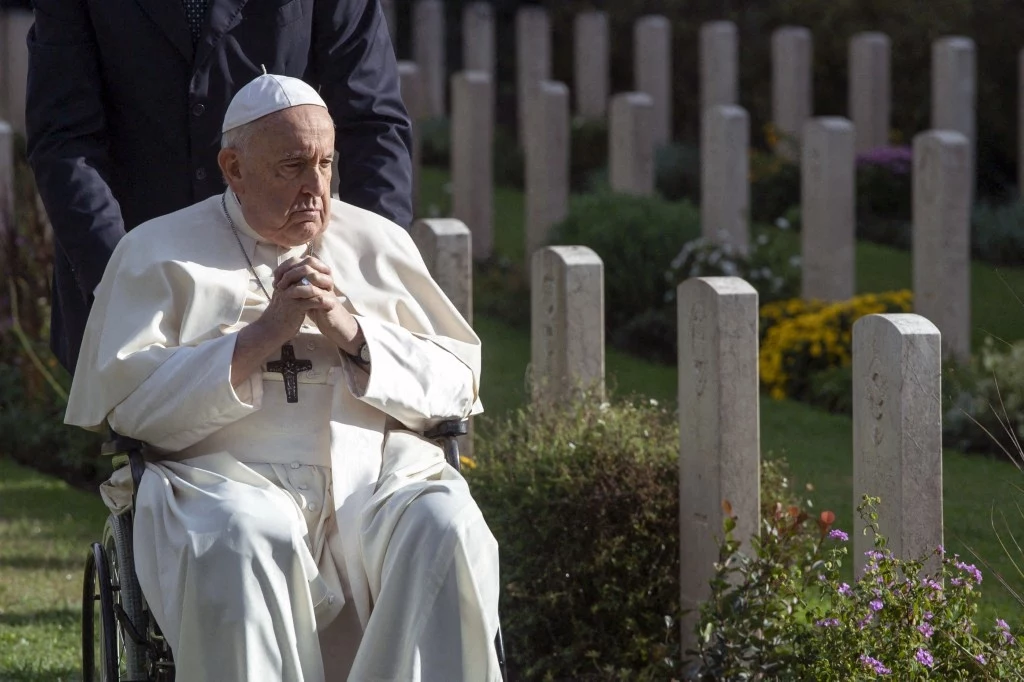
[266,343,312,403]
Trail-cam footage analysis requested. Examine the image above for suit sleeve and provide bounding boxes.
[308,0,413,229]
[26,0,125,300]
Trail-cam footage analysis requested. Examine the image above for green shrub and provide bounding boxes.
[805,365,855,415]
[466,392,818,681]
[972,201,1024,267]
[570,118,609,193]
[418,116,450,168]
[750,149,801,224]
[691,495,1024,680]
[654,143,700,203]
[548,193,701,337]
[944,337,1024,459]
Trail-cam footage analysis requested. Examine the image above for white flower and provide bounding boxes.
[788,255,801,267]
[775,216,790,229]
[721,261,738,276]
[708,251,721,266]
[649,398,659,406]
[756,233,769,246]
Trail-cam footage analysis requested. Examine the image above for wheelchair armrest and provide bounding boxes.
[423,419,468,440]
[101,429,148,493]
[423,419,468,472]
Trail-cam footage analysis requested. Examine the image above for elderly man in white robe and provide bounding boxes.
[64,74,502,682]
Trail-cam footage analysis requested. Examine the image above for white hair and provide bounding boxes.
[220,119,261,153]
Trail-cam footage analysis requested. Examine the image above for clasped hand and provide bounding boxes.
[255,255,361,354]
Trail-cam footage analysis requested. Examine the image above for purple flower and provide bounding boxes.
[829,529,849,542]
[837,582,852,597]
[870,599,884,612]
[917,623,934,638]
[915,649,934,668]
[865,550,884,561]
[858,613,873,630]
[924,611,934,621]
[856,145,913,175]
[859,654,891,675]
[951,578,963,587]
[816,618,840,628]
[976,654,987,665]
[955,561,983,583]
[938,544,945,555]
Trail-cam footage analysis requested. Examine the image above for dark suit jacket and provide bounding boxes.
[26,0,413,373]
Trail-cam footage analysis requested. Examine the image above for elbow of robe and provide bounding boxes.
[107,335,262,451]
[345,316,478,432]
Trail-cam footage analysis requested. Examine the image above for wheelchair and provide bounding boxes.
[82,419,508,681]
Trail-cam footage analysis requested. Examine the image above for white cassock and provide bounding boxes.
[64,190,502,681]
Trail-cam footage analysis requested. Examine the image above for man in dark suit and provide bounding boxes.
[25,0,413,374]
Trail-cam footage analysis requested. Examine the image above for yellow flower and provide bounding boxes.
[459,455,477,470]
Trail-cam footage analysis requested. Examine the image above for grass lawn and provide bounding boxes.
[0,457,109,681]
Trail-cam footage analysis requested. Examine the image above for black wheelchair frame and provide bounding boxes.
[82,419,508,681]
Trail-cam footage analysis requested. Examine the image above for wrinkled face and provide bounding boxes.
[218,105,335,248]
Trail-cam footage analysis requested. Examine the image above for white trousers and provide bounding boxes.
[132,435,502,681]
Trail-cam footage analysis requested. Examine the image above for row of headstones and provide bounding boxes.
[410,217,943,660]
[383,2,981,175]
[401,53,972,364]
[383,2,674,146]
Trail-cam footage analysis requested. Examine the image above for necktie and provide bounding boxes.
[182,0,209,43]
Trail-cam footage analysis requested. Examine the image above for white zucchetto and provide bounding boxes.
[222,73,328,133]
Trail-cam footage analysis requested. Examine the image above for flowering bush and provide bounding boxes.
[944,336,1024,458]
[855,145,914,249]
[759,290,914,401]
[467,390,815,680]
[690,495,1024,680]
[665,229,802,306]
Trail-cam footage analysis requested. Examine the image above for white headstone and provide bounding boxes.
[802,117,855,301]
[609,93,654,197]
[853,314,943,574]
[849,32,891,154]
[398,62,423,214]
[411,218,473,322]
[531,246,605,404]
[451,71,494,262]
[913,130,971,362]
[700,21,738,113]
[525,81,570,273]
[634,15,673,147]
[701,105,750,255]
[412,0,446,119]
[771,26,813,160]
[574,11,610,120]
[462,2,495,75]
[516,6,552,144]
[678,276,760,655]
[931,37,976,203]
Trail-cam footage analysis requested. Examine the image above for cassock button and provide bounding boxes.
[306,503,316,512]
[290,462,301,470]
[306,341,316,351]
[328,594,336,605]
[191,102,205,117]
[195,168,207,180]
[298,483,308,490]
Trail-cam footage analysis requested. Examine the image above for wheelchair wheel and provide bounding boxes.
[103,513,150,679]
[82,542,117,681]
